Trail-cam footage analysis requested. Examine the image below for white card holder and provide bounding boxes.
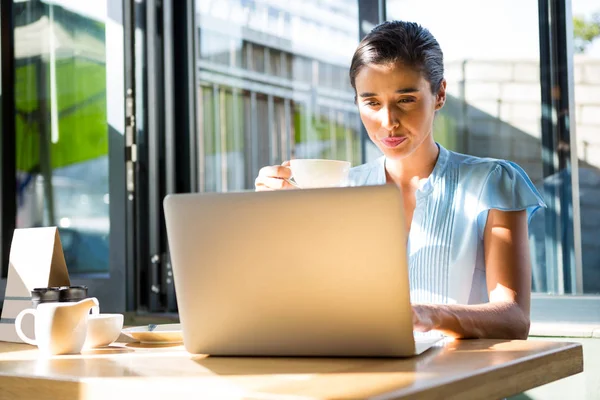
[0,227,70,343]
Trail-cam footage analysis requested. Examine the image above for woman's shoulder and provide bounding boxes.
[443,147,546,229]
[445,148,530,184]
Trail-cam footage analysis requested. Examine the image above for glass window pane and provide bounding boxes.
[269,48,281,77]
[0,8,2,180]
[252,44,265,74]
[572,0,600,294]
[200,30,231,66]
[14,1,109,275]
[196,0,361,193]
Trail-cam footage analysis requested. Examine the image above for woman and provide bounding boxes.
[255,21,545,340]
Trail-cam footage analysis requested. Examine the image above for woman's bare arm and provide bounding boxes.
[412,209,532,339]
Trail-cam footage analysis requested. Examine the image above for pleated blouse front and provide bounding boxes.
[348,144,545,305]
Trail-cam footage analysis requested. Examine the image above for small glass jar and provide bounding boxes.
[31,287,60,308]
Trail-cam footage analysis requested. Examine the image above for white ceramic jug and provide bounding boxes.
[15,297,99,355]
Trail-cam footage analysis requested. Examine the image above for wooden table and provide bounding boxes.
[0,339,583,400]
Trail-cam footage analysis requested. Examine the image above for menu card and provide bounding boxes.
[0,227,70,343]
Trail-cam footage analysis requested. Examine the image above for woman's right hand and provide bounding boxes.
[255,161,296,191]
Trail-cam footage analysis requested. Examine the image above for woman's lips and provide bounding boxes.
[380,136,407,148]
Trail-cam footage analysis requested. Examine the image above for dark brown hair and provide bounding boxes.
[350,21,444,95]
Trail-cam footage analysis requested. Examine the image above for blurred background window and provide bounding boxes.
[13,0,110,275]
[195,0,362,193]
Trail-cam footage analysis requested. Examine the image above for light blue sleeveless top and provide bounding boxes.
[348,144,546,305]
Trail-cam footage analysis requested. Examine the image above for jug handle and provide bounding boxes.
[15,309,37,345]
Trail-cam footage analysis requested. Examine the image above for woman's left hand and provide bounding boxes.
[412,304,436,332]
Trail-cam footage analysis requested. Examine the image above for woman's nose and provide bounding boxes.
[380,107,400,130]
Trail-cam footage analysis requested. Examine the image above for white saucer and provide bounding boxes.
[121,323,183,344]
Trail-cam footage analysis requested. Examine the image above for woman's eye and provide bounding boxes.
[398,98,416,104]
[365,101,380,107]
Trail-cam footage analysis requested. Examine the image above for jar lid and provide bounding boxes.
[58,285,88,302]
[31,287,60,303]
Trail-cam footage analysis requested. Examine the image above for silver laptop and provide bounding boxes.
[164,185,442,357]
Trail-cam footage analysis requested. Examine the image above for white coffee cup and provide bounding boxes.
[15,297,99,355]
[289,159,351,189]
[84,313,124,348]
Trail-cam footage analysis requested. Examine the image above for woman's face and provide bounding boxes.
[355,62,446,160]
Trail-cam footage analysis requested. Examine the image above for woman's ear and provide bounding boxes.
[435,79,447,111]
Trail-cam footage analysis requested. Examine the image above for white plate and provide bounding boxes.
[121,323,183,344]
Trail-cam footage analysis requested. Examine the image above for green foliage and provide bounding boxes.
[573,13,600,53]
[16,58,108,172]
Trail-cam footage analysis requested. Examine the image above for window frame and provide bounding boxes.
[357,0,386,162]
[538,0,584,295]
[532,0,597,323]
[532,294,600,324]
[0,0,17,286]
[0,0,129,313]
